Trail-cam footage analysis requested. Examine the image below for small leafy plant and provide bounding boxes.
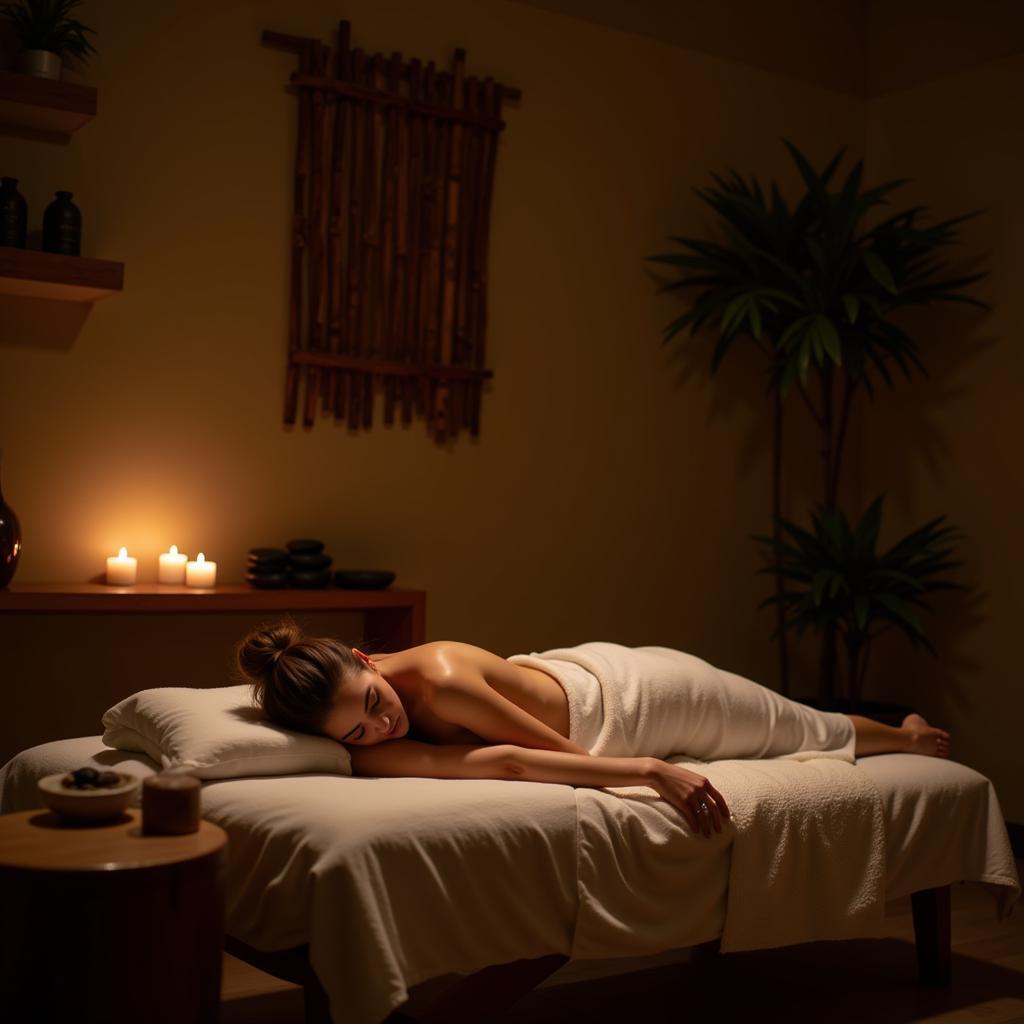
[1,0,96,61]
[754,497,964,710]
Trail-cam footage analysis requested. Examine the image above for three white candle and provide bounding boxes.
[106,547,138,586]
[185,552,217,588]
[158,544,188,584]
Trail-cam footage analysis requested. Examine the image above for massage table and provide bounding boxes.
[1,736,1019,1024]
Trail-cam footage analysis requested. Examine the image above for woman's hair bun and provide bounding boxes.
[236,619,303,683]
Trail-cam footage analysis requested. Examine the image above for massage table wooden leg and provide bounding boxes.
[911,885,952,987]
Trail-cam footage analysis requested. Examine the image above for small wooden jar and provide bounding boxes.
[142,772,201,835]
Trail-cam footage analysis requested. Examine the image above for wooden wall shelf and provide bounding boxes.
[0,69,96,143]
[0,247,124,301]
[0,583,426,651]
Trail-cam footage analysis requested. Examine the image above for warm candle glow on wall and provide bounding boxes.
[158,544,188,584]
[106,546,137,586]
[185,552,216,588]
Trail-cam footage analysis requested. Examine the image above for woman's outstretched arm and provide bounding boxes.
[348,740,729,837]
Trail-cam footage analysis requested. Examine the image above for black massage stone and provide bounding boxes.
[289,568,332,589]
[247,557,289,573]
[244,571,290,589]
[248,547,288,561]
[286,538,324,555]
[288,552,332,571]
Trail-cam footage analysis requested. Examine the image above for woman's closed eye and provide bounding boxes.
[356,691,381,740]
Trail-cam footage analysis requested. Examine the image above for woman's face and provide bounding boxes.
[322,667,409,746]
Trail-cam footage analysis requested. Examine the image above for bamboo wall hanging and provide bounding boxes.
[261,21,520,443]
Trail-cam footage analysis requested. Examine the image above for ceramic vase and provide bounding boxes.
[0,177,27,248]
[42,191,81,256]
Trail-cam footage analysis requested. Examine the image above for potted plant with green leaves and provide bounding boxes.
[648,142,985,706]
[753,497,964,717]
[0,0,96,80]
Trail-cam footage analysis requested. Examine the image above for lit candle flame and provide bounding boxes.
[118,547,128,560]
[169,544,178,556]
[196,552,205,564]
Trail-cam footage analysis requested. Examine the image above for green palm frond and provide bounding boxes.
[753,497,964,650]
[648,140,987,396]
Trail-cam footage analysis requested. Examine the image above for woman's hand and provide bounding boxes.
[646,761,730,837]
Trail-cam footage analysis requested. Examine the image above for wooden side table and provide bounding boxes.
[0,808,227,1024]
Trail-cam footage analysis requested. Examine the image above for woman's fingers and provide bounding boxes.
[690,795,712,837]
[706,781,730,819]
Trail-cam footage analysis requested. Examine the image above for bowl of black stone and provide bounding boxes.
[333,570,396,590]
[37,768,141,822]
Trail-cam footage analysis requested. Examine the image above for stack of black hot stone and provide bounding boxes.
[245,539,333,589]
[286,538,332,589]
[245,547,289,589]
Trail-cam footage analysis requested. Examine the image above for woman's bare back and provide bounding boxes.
[373,641,570,743]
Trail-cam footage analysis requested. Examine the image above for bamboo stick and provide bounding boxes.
[469,79,501,436]
[327,20,351,420]
[417,62,439,423]
[344,49,367,430]
[381,51,402,426]
[455,76,483,434]
[425,69,451,438]
[303,40,330,428]
[434,52,465,442]
[397,58,419,426]
[284,40,313,426]
[362,54,385,430]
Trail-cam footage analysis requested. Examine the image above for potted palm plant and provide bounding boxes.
[648,142,986,704]
[0,0,96,80]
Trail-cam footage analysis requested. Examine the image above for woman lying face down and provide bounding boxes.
[236,622,951,839]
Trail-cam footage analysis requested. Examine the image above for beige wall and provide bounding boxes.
[14,0,1018,820]
[861,52,1024,818]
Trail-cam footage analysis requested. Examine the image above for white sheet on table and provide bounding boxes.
[2,738,1019,1024]
[856,753,1020,914]
[570,754,886,957]
[200,772,579,1024]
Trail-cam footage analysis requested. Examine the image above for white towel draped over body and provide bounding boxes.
[508,642,886,952]
[507,642,856,761]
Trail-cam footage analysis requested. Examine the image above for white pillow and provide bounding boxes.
[101,684,351,780]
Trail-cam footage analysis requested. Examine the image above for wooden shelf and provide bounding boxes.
[0,582,423,613]
[0,583,427,649]
[0,247,124,301]
[0,69,96,143]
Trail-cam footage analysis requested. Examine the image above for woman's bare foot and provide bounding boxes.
[902,713,951,758]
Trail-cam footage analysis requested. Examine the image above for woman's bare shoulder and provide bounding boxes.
[376,641,503,677]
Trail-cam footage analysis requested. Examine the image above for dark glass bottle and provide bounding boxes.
[42,190,81,256]
[0,177,28,248]
[0,449,22,588]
